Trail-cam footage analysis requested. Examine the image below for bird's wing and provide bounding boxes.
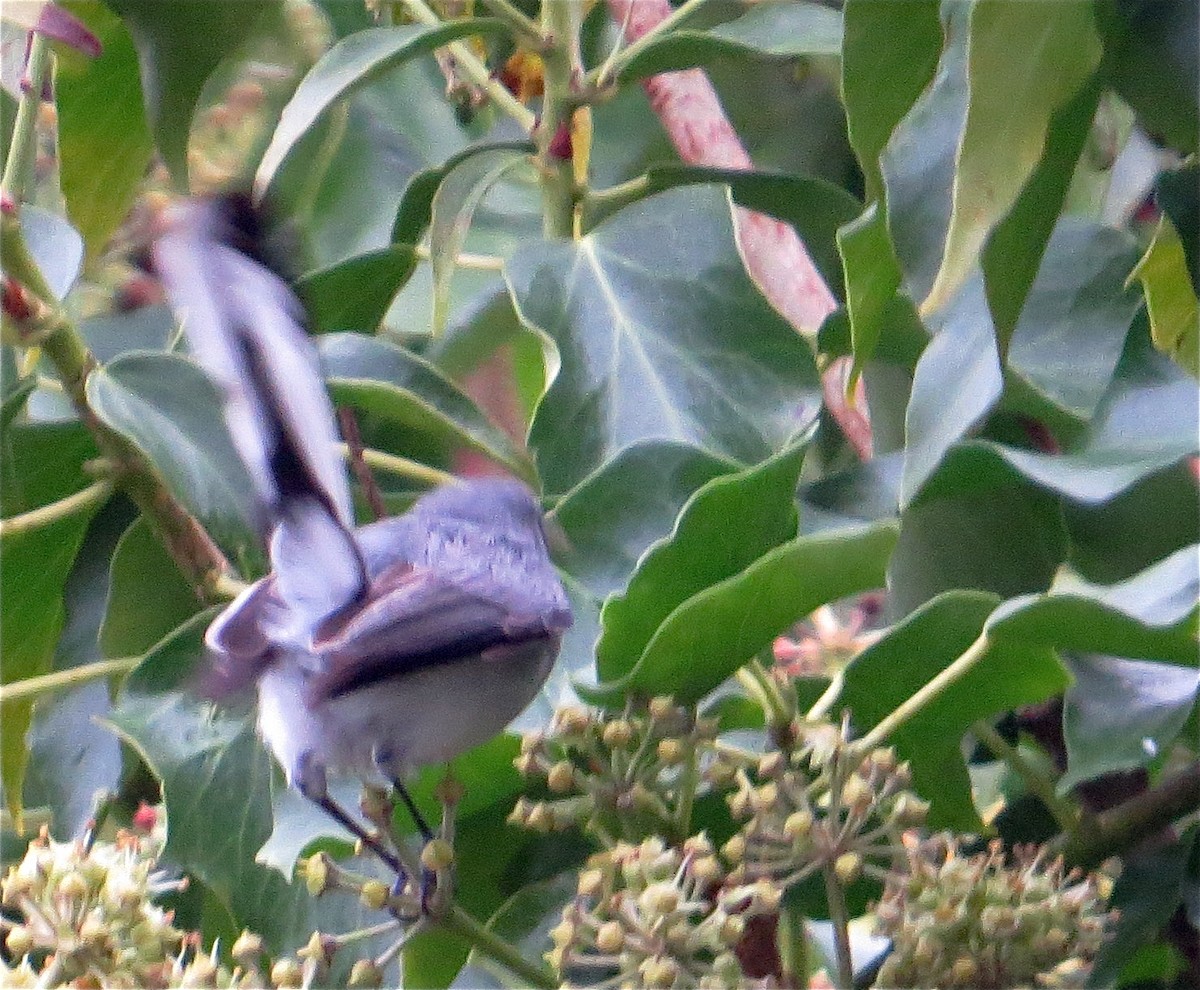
[308,560,560,701]
[198,577,280,698]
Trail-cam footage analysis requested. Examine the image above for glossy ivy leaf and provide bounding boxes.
[256,20,508,192]
[1130,213,1199,376]
[23,500,131,839]
[985,544,1199,667]
[86,352,260,554]
[20,205,84,301]
[840,0,941,203]
[1059,653,1198,792]
[586,166,861,301]
[99,515,202,659]
[316,333,534,481]
[391,140,535,246]
[103,615,383,956]
[430,147,530,335]
[56,2,153,261]
[79,305,176,363]
[617,1,842,82]
[839,590,1068,831]
[507,186,821,495]
[596,443,808,685]
[837,204,910,383]
[977,325,1200,504]
[0,421,102,824]
[549,441,736,599]
[295,245,418,334]
[923,0,1102,314]
[880,1,969,303]
[1006,218,1143,420]
[108,0,279,186]
[581,521,898,706]
[900,275,1002,508]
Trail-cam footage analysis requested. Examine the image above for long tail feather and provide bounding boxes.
[154,195,366,628]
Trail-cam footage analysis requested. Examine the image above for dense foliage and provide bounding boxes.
[1,0,1197,987]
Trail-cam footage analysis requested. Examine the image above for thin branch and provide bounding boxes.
[972,718,1079,834]
[1,656,140,706]
[338,407,387,521]
[397,0,536,131]
[439,904,557,989]
[821,864,854,988]
[478,0,541,45]
[0,30,51,202]
[590,0,714,86]
[0,479,113,537]
[413,243,506,271]
[344,444,456,488]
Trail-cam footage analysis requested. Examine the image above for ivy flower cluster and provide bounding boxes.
[548,835,780,989]
[719,718,928,892]
[874,833,1116,989]
[510,698,718,843]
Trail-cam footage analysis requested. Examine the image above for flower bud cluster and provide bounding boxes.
[0,826,280,988]
[511,699,718,842]
[722,720,927,893]
[547,835,775,989]
[874,833,1115,989]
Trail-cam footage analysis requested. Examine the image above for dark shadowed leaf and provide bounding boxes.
[296,245,418,333]
[508,187,821,494]
[1059,653,1197,791]
[840,591,1068,830]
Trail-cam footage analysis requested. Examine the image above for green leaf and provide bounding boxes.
[1,421,102,825]
[889,473,1067,619]
[507,186,822,494]
[986,545,1199,666]
[837,204,909,382]
[1006,218,1143,419]
[1101,0,1198,155]
[108,0,280,186]
[581,522,898,706]
[1155,163,1199,291]
[1059,653,1197,791]
[56,2,153,261]
[590,166,862,301]
[923,0,1102,314]
[981,73,1102,356]
[550,442,735,599]
[840,0,942,203]
[104,615,383,955]
[256,20,509,192]
[596,443,807,685]
[78,305,177,362]
[900,276,1002,507]
[85,352,260,555]
[880,1,969,302]
[100,515,203,658]
[618,1,842,82]
[839,590,1068,830]
[20,205,84,301]
[430,147,530,335]
[295,245,418,334]
[391,140,536,246]
[316,333,534,481]
[1131,213,1199,376]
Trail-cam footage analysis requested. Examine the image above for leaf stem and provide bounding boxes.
[0,479,113,537]
[0,656,140,706]
[478,0,541,45]
[580,174,651,228]
[535,0,585,241]
[850,633,991,758]
[821,863,854,988]
[342,443,456,487]
[398,0,536,131]
[438,903,557,989]
[412,243,506,271]
[588,0,714,86]
[0,30,51,203]
[972,718,1079,834]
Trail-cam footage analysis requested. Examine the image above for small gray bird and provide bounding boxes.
[153,196,571,843]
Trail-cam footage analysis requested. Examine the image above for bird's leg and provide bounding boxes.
[373,746,447,914]
[295,752,406,877]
